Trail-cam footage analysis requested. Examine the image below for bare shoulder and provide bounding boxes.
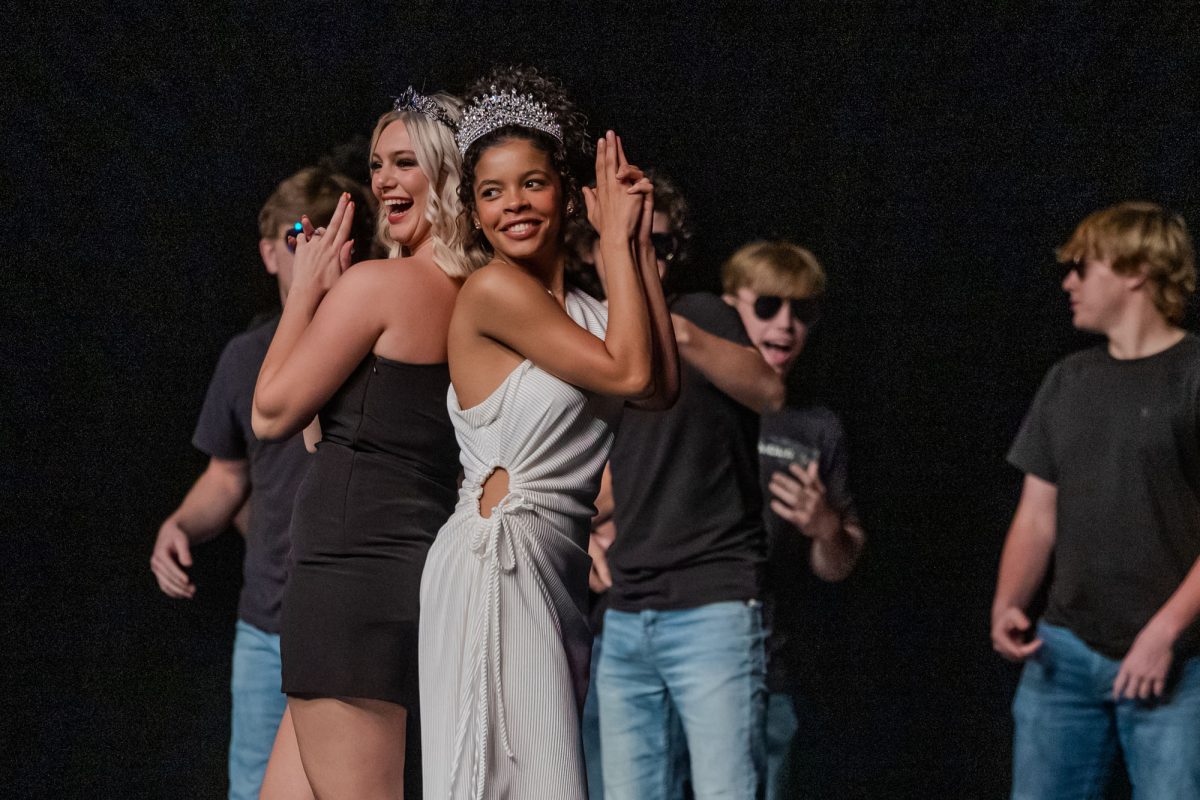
[366,256,461,361]
[458,260,542,312]
[336,256,458,305]
[336,257,395,287]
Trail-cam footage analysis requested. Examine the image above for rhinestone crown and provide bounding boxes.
[455,86,563,156]
[393,87,457,131]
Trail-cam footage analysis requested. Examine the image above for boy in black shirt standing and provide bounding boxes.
[149,167,368,800]
[598,225,786,796]
[993,202,1200,798]
[722,241,865,800]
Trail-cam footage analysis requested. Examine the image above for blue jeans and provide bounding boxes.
[583,634,605,800]
[1012,621,1200,800]
[585,633,694,800]
[229,620,287,800]
[764,692,798,800]
[598,601,767,800]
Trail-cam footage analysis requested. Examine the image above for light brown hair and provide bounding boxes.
[722,240,826,299]
[1058,201,1195,323]
[257,167,363,239]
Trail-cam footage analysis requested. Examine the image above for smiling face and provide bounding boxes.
[370,120,433,250]
[472,137,563,265]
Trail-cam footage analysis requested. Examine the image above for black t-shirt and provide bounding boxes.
[607,293,765,611]
[1008,334,1200,659]
[759,405,857,693]
[192,315,310,633]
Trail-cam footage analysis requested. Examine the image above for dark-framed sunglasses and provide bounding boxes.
[284,221,304,254]
[753,295,822,325]
[1059,258,1087,281]
[650,232,679,262]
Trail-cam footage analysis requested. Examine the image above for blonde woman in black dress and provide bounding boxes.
[253,90,481,800]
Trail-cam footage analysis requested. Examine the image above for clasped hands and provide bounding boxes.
[288,192,357,295]
[582,130,656,264]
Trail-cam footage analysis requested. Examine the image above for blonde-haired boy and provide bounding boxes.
[722,240,865,800]
[993,202,1200,798]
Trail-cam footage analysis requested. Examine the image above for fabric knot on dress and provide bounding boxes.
[468,493,530,573]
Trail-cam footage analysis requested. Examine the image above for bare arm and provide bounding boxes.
[465,134,658,400]
[233,498,250,537]
[593,463,615,527]
[1112,554,1200,699]
[673,315,785,413]
[990,473,1057,661]
[150,457,250,599]
[810,514,866,582]
[588,464,617,593]
[628,195,679,411]
[302,418,322,454]
[253,196,383,440]
[1145,561,1200,655]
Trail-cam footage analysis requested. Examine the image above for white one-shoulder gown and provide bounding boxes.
[420,290,622,800]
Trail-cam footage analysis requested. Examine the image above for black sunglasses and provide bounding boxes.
[284,221,303,253]
[1059,258,1087,281]
[753,295,822,325]
[650,232,679,262]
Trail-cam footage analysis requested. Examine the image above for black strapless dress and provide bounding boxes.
[280,355,458,706]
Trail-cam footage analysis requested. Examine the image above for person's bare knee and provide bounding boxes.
[479,467,510,519]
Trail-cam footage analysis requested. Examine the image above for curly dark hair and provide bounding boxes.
[458,66,593,259]
[648,169,693,273]
[562,168,693,298]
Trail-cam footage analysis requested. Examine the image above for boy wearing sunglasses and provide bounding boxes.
[993,202,1200,798]
[149,166,370,800]
[722,240,866,800]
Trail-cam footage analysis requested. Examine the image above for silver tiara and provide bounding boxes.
[393,87,457,131]
[455,86,563,156]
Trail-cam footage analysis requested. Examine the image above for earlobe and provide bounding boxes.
[259,239,279,275]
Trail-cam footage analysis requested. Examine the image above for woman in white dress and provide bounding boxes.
[419,67,679,799]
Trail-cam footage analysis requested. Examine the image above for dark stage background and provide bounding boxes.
[8,2,1200,797]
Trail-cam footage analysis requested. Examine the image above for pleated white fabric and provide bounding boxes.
[420,290,623,800]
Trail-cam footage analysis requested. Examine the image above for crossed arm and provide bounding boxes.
[672,316,784,413]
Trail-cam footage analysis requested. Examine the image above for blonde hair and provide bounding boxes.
[1058,202,1196,323]
[722,240,827,298]
[368,95,485,278]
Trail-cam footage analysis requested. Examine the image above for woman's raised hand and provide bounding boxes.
[291,192,356,296]
[583,131,653,241]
